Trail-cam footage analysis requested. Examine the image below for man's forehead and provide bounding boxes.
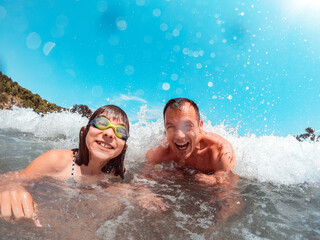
[164,102,197,122]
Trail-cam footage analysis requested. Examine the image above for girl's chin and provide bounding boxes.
[91,151,116,161]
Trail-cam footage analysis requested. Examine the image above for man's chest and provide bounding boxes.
[176,149,217,173]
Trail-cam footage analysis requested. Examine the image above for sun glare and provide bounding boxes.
[281,0,320,25]
[285,0,320,14]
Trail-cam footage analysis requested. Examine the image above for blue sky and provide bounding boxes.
[0,0,319,136]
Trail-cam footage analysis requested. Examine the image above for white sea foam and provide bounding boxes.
[1,107,319,185]
[0,106,87,141]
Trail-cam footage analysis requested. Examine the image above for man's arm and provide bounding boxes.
[195,136,236,185]
[146,144,171,165]
[215,140,236,172]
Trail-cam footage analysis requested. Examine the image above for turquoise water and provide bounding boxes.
[0,108,319,239]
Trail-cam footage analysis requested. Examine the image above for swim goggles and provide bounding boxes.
[89,116,129,140]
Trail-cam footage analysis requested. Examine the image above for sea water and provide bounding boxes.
[0,107,319,239]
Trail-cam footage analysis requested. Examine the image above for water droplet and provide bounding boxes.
[196,63,202,69]
[160,23,168,31]
[182,48,189,55]
[43,42,55,56]
[26,32,42,50]
[56,15,69,29]
[172,29,180,37]
[171,73,178,81]
[96,54,104,66]
[116,17,127,31]
[193,51,199,57]
[165,32,172,40]
[153,8,161,17]
[97,1,108,12]
[136,0,145,6]
[162,83,170,90]
[173,45,180,52]
[108,35,119,45]
[208,82,213,87]
[125,65,135,75]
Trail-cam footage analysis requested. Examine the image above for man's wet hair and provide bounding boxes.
[163,98,200,123]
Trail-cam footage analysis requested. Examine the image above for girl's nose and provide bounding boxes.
[103,127,115,139]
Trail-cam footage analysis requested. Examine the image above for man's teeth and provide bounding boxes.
[98,142,113,149]
[175,142,189,150]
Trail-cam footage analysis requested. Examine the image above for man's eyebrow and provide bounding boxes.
[165,121,173,126]
[182,120,193,124]
[165,120,193,126]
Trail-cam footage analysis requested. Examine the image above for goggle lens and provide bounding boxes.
[90,116,129,140]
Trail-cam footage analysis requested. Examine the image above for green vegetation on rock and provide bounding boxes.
[0,71,64,113]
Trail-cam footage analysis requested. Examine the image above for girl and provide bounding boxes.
[0,105,130,224]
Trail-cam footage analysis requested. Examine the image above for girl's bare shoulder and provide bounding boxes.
[23,149,74,178]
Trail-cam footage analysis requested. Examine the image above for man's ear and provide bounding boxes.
[199,119,203,132]
[124,143,128,150]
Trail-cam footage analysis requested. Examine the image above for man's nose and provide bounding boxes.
[175,128,186,138]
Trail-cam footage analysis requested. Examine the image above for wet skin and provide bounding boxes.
[0,112,128,224]
[147,102,236,176]
[84,116,127,174]
[144,102,242,225]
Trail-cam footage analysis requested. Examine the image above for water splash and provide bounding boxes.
[1,107,319,184]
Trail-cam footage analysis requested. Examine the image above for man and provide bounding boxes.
[146,97,236,185]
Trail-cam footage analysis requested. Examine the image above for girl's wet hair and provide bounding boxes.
[75,105,129,179]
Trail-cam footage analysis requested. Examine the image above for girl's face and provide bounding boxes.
[85,114,127,167]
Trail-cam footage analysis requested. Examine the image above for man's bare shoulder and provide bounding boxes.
[201,131,235,171]
[146,143,174,165]
[202,131,232,147]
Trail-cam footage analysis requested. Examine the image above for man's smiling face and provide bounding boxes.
[164,102,203,160]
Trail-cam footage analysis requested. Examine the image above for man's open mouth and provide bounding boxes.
[175,142,189,150]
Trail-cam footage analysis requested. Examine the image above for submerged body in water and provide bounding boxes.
[0,107,320,239]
